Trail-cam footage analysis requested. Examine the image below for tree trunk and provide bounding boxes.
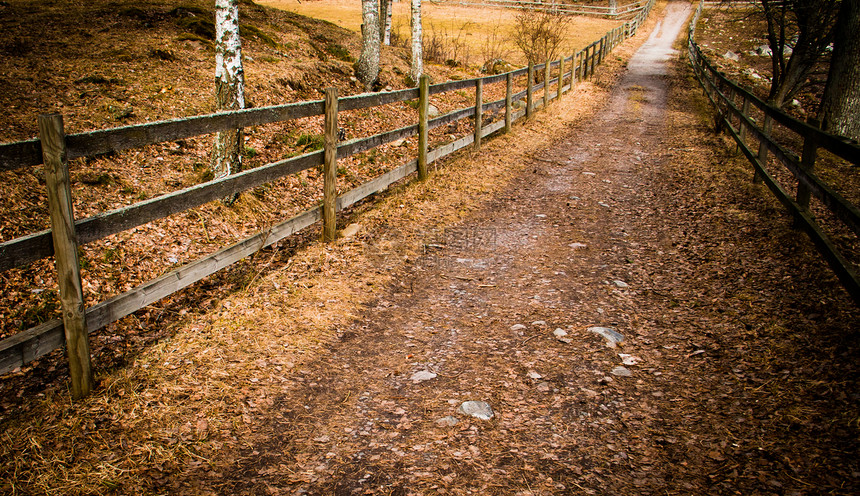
[213,0,245,182]
[380,0,393,46]
[410,0,423,84]
[760,0,839,108]
[356,0,381,91]
[819,0,860,141]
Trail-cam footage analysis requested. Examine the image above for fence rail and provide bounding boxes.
[687,0,860,304]
[0,0,655,392]
[435,0,647,19]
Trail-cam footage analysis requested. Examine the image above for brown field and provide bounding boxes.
[259,0,621,65]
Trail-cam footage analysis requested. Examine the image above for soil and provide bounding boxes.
[2,2,859,495]
[199,3,857,494]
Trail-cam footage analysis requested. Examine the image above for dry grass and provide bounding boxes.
[0,13,658,493]
[0,0,666,492]
[258,0,620,65]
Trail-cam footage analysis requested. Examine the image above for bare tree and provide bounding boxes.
[756,0,839,107]
[512,7,571,66]
[818,0,859,140]
[410,0,423,84]
[213,0,245,183]
[357,0,381,91]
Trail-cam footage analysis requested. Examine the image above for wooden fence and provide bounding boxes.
[437,0,647,19]
[687,0,860,305]
[0,0,654,396]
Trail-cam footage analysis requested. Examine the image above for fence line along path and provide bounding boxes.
[0,0,656,396]
[687,0,860,304]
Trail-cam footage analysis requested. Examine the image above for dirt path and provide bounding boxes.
[208,3,858,494]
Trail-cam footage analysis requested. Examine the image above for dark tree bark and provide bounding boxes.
[759,0,840,107]
[819,0,860,140]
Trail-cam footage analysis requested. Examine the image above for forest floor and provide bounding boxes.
[2,1,859,495]
[198,4,859,494]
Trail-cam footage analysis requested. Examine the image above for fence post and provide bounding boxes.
[574,50,581,83]
[754,114,773,184]
[38,113,93,400]
[322,87,338,242]
[598,36,605,64]
[796,125,818,210]
[527,61,534,118]
[505,72,512,133]
[474,78,483,151]
[582,46,589,79]
[557,56,564,100]
[738,97,750,153]
[418,75,429,180]
[543,60,550,108]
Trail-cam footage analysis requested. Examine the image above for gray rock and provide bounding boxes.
[510,324,527,331]
[754,44,772,56]
[436,416,460,427]
[611,366,632,377]
[723,50,740,61]
[588,326,625,347]
[613,280,629,288]
[410,370,437,383]
[458,401,494,420]
[428,104,441,118]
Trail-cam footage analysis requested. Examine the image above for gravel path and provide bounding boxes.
[215,3,859,494]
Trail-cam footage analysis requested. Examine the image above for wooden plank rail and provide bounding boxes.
[0,0,652,380]
[687,0,860,304]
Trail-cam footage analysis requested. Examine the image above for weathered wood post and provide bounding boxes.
[38,113,93,400]
[504,72,512,133]
[322,87,338,242]
[738,97,750,147]
[574,50,581,83]
[557,56,564,100]
[582,46,588,80]
[474,78,483,151]
[796,125,818,210]
[543,59,550,108]
[527,61,534,118]
[418,75,429,180]
[598,36,605,64]
[754,115,773,184]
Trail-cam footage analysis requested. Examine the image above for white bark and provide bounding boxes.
[213,0,245,180]
[380,0,393,46]
[357,0,381,91]
[410,0,423,84]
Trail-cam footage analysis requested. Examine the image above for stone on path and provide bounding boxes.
[410,370,437,383]
[618,353,641,366]
[611,366,632,377]
[553,328,572,343]
[436,416,459,427]
[458,401,494,420]
[613,280,629,288]
[589,326,625,347]
[510,324,527,331]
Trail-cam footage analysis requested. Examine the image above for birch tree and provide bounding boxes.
[410,0,423,84]
[357,0,381,91]
[380,0,393,46]
[213,0,245,183]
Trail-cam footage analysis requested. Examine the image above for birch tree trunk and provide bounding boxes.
[380,0,393,46]
[819,0,860,141]
[410,0,423,84]
[357,0,381,91]
[213,0,245,183]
